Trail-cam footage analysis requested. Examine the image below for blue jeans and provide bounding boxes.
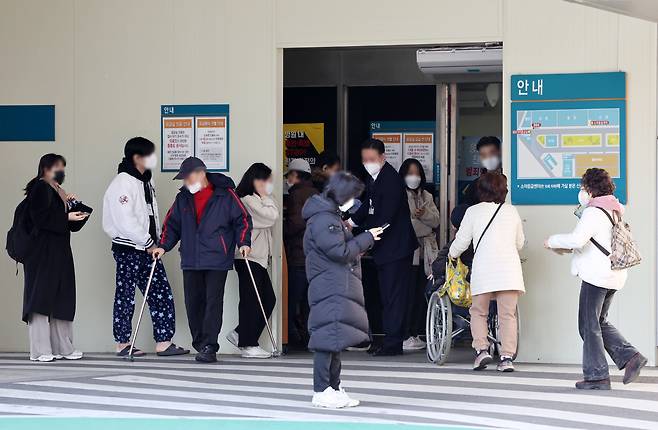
[579,281,638,380]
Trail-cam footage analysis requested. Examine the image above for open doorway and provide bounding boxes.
[282,45,502,356]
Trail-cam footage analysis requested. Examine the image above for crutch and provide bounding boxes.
[125,257,158,362]
[244,258,281,357]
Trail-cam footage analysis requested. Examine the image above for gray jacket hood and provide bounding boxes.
[302,194,339,221]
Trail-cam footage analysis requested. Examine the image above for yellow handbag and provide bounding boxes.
[440,257,472,308]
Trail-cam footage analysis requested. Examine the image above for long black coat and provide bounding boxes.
[22,180,87,322]
[302,195,374,352]
[351,162,418,265]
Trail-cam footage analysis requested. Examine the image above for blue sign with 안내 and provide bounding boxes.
[510,72,626,205]
[161,104,230,172]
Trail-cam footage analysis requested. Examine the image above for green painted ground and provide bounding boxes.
[0,418,482,430]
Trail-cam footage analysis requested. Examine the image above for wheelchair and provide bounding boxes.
[425,279,520,365]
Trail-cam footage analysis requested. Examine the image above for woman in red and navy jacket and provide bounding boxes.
[153,157,252,363]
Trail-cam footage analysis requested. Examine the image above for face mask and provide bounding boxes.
[481,156,500,171]
[405,175,421,190]
[143,153,157,170]
[54,170,65,185]
[364,162,382,177]
[339,198,355,212]
[264,182,274,196]
[186,182,203,194]
[578,189,591,206]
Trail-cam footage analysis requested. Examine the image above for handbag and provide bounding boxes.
[441,203,504,307]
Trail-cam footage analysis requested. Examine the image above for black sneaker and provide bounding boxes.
[195,345,217,363]
[575,378,611,390]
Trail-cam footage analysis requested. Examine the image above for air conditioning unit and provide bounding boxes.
[417,45,502,75]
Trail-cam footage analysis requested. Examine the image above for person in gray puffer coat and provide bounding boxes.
[302,172,383,409]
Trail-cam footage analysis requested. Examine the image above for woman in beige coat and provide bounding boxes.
[399,159,440,351]
[229,163,279,358]
[449,173,524,372]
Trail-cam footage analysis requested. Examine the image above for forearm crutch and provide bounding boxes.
[125,257,158,362]
[244,258,281,357]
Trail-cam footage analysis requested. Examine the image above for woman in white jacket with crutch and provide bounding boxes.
[228,163,279,358]
[449,172,525,372]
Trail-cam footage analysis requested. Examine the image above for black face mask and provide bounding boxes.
[54,170,65,185]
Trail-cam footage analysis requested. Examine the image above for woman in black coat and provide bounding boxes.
[23,154,89,362]
[302,172,383,409]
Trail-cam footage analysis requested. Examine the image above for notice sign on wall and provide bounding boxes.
[511,72,626,204]
[370,121,436,182]
[162,117,194,171]
[196,117,227,170]
[161,104,230,172]
[371,132,403,171]
[283,123,325,171]
[403,132,434,181]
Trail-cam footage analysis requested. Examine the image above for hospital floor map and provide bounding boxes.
[514,108,620,179]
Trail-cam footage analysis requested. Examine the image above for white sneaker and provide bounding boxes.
[311,387,349,409]
[30,354,55,362]
[240,346,271,359]
[402,336,426,351]
[336,386,360,407]
[226,330,239,349]
[53,350,83,360]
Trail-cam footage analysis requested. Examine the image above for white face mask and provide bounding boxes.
[578,189,591,206]
[339,198,355,212]
[364,162,382,177]
[186,182,203,194]
[143,153,157,170]
[264,182,274,196]
[481,156,500,171]
[405,175,421,190]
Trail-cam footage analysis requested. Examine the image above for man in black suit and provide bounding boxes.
[349,138,418,356]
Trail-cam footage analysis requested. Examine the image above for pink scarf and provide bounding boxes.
[589,195,624,215]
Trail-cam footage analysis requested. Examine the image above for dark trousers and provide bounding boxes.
[404,264,427,338]
[313,351,341,392]
[377,255,413,352]
[287,265,309,345]
[234,259,276,347]
[579,281,639,381]
[183,270,228,353]
[112,250,175,343]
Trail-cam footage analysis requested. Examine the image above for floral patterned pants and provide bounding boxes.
[112,250,176,343]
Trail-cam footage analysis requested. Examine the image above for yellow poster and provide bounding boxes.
[283,123,325,171]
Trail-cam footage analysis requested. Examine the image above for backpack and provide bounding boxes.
[589,207,641,270]
[6,198,35,264]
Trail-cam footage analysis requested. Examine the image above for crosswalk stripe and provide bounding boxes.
[14,380,576,430]
[173,363,658,393]
[3,355,658,378]
[0,403,156,418]
[97,374,658,430]
[0,388,377,423]
[1,359,656,392]
[2,362,657,412]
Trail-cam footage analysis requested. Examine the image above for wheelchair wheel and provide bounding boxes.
[426,292,452,365]
[488,304,520,360]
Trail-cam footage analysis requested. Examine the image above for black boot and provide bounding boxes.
[623,353,647,385]
[575,378,611,390]
[195,345,217,363]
